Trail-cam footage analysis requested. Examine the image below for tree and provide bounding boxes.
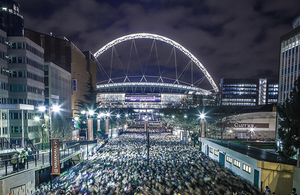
[51,118,74,141]
[207,106,235,142]
[277,76,300,160]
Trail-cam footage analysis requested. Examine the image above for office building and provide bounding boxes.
[279,15,300,104]
[0,0,24,36]
[219,78,278,106]
[44,61,72,119]
[24,29,97,116]
[0,28,45,142]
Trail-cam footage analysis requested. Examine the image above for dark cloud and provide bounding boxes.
[16,0,300,91]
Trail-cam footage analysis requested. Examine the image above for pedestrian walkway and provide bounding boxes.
[35,133,261,194]
[0,144,81,178]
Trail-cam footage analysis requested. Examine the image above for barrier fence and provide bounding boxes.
[0,144,80,177]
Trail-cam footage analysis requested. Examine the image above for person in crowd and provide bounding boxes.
[18,150,27,169]
[34,132,261,194]
[11,152,19,172]
[292,187,298,195]
[264,186,271,195]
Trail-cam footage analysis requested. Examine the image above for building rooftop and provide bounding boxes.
[208,139,297,166]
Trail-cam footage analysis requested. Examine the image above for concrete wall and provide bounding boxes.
[258,161,294,195]
[201,139,261,189]
[201,138,296,194]
[293,167,300,193]
[0,170,35,195]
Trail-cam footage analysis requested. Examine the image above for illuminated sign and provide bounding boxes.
[51,139,60,175]
[105,119,109,135]
[88,118,93,141]
[125,95,161,102]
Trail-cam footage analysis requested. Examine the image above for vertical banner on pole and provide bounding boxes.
[105,119,109,135]
[97,119,101,131]
[88,118,93,141]
[51,139,60,175]
[201,120,206,138]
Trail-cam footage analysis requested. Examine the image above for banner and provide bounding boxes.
[51,139,60,175]
[97,119,101,131]
[88,118,94,141]
[105,119,109,135]
[201,119,206,138]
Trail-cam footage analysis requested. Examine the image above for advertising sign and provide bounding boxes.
[97,119,101,131]
[51,139,60,175]
[88,118,94,141]
[105,119,109,135]
[201,120,206,138]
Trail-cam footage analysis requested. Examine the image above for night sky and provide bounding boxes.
[17,0,300,90]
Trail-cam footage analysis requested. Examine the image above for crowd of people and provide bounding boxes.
[35,133,262,194]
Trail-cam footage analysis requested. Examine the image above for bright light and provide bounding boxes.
[52,105,60,112]
[200,113,205,119]
[81,110,86,115]
[250,128,254,132]
[116,114,120,118]
[88,110,94,116]
[97,114,101,118]
[106,113,111,117]
[125,114,128,117]
[34,116,40,121]
[184,115,187,119]
[74,117,79,121]
[172,115,175,119]
[38,106,46,112]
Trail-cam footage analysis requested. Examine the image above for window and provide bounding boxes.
[214,149,219,156]
[242,164,251,174]
[209,147,213,153]
[264,133,267,137]
[17,57,21,63]
[233,159,241,168]
[226,155,232,164]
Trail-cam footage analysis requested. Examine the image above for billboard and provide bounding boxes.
[51,139,60,175]
[105,119,109,135]
[125,95,161,102]
[201,120,206,138]
[88,118,94,141]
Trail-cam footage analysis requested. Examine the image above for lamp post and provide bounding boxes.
[38,105,60,190]
[81,109,95,160]
[144,116,150,166]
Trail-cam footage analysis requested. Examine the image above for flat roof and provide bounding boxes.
[208,139,297,166]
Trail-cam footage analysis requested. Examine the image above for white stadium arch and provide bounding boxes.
[94,33,219,93]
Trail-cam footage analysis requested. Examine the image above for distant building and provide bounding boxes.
[44,61,72,119]
[24,29,97,116]
[279,15,300,104]
[219,78,278,106]
[0,0,24,36]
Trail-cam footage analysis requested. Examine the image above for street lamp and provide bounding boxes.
[199,113,206,148]
[38,104,61,190]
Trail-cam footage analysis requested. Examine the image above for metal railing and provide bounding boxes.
[0,144,80,177]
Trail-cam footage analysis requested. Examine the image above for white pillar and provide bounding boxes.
[22,110,24,147]
[0,109,2,137]
[7,109,10,139]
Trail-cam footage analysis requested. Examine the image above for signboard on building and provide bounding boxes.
[72,79,77,92]
[201,120,206,138]
[97,119,101,131]
[51,139,60,175]
[105,119,109,135]
[218,122,269,129]
[88,118,93,141]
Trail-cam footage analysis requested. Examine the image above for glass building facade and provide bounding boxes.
[219,78,278,106]
[279,16,300,104]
